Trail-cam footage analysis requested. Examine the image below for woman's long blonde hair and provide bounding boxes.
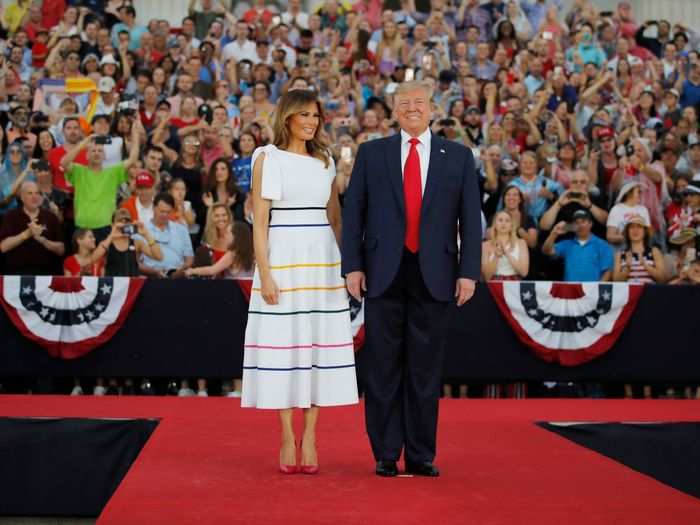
[491,210,518,246]
[203,203,233,247]
[272,89,330,167]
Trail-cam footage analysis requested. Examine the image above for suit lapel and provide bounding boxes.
[421,134,446,216]
[384,133,405,215]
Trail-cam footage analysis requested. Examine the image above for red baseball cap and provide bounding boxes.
[135,171,155,188]
[597,127,615,140]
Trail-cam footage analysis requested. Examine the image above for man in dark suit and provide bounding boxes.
[342,80,482,477]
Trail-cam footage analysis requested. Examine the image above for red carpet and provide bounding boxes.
[1,396,699,525]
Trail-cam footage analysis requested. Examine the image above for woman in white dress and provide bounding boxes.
[243,89,359,475]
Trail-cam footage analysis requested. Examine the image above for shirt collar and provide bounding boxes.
[400,127,431,147]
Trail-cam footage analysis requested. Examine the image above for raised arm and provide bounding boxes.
[123,120,142,170]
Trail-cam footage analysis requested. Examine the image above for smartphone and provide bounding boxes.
[565,223,577,233]
[340,146,352,161]
[568,192,584,200]
[94,135,112,145]
[121,224,136,236]
[272,15,281,26]
[422,54,432,70]
[404,68,415,81]
[543,31,553,40]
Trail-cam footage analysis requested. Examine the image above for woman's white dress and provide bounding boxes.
[241,145,359,409]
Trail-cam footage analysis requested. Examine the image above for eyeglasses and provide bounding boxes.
[9,148,22,154]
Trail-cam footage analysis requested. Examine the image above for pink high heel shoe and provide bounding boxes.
[300,440,319,475]
[279,441,298,474]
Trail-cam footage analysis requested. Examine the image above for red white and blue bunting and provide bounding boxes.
[488,281,644,366]
[0,276,144,359]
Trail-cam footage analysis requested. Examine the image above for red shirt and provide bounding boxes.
[64,255,103,276]
[41,0,66,30]
[31,42,48,69]
[48,145,88,193]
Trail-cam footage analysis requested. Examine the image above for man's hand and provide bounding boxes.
[28,220,45,239]
[346,271,366,302]
[552,220,567,236]
[455,278,475,307]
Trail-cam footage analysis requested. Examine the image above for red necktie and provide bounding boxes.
[403,137,422,253]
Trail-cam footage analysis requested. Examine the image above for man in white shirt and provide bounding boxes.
[222,20,258,63]
[281,0,309,30]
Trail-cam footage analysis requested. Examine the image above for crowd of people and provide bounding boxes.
[0,0,699,398]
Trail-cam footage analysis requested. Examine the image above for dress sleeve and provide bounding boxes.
[251,144,282,201]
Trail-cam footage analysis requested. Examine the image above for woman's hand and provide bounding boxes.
[260,275,280,305]
[202,192,214,207]
[136,221,148,237]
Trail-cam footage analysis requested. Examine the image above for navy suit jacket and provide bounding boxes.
[341,132,482,302]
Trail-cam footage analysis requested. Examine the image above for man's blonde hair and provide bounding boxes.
[393,80,434,102]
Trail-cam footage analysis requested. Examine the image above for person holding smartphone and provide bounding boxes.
[93,208,162,277]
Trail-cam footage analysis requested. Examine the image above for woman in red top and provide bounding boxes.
[171,95,201,135]
[202,203,233,265]
[63,229,103,276]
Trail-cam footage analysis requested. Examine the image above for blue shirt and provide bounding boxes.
[566,44,606,71]
[111,23,148,51]
[554,235,614,282]
[521,0,563,32]
[508,175,563,223]
[140,220,194,271]
[680,79,700,108]
[231,156,252,194]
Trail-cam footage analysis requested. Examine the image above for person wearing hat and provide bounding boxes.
[464,105,484,146]
[6,105,36,150]
[543,208,614,282]
[120,171,157,225]
[94,77,117,117]
[613,213,666,283]
[607,181,652,247]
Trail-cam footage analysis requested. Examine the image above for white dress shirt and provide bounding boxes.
[400,127,431,195]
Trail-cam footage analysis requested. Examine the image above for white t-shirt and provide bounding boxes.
[222,39,258,63]
[606,203,651,232]
[103,136,124,167]
[136,197,154,225]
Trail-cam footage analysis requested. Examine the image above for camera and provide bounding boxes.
[325,100,340,111]
[625,142,636,157]
[94,135,112,145]
[439,118,454,127]
[568,192,584,200]
[32,159,50,171]
[120,224,136,236]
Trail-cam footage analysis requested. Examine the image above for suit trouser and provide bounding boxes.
[361,249,450,463]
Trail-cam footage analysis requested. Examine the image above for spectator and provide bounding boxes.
[492,185,537,249]
[120,171,157,225]
[61,122,142,241]
[0,181,65,275]
[63,229,102,276]
[231,130,256,194]
[613,214,666,284]
[607,181,652,248]
[543,209,614,282]
[202,158,244,220]
[0,142,32,215]
[540,170,608,238]
[111,5,147,51]
[199,202,233,266]
[481,210,529,280]
[509,151,562,224]
[92,208,162,277]
[168,178,198,236]
[48,117,88,194]
[139,193,194,277]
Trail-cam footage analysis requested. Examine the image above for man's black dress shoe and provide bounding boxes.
[375,461,399,477]
[405,461,440,477]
